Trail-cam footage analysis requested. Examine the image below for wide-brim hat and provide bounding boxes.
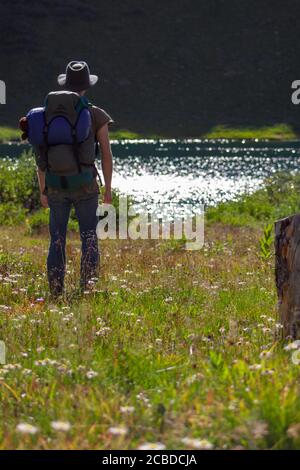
[57,61,98,92]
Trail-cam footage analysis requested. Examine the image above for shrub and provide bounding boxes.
[0,151,130,228]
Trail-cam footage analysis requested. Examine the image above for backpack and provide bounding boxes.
[26,91,98,181]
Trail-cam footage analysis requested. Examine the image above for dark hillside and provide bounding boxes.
[1,0,300,136]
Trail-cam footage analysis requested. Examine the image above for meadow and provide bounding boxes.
[1,151,300,450]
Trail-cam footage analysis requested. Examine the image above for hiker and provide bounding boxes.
[23,61,113,296]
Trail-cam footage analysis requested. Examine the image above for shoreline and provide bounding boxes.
[0,124,298,144]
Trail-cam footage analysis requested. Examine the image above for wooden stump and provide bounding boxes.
[275,214,300,338]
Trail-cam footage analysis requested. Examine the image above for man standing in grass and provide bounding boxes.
[33,61,113,297]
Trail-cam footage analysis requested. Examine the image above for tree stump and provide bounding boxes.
[275,214,300,338]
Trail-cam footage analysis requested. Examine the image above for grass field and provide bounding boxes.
[203,124,297,141]
[1,152,300,449]
[0,126,21,143]
[0,221,285,450]
[0,154,300,449]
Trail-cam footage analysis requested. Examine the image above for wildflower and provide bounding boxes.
[137,442,166,450]
[249,364,262,370]
[16,423,38,435]
[287,423,300,439]
[62,313,74,322]
[186,373,204,385]
[109,426,128,436]
[284,340,300,351]
[51,421,71,432]
[57,364,69,374]
[0,305,11,311]
[259,350,272,359]
[96,327,111,337]
[202,336,211,343]
[3,363,22,371]
[136,392,150,404]
[228,401,237,411]
[251,421,268,440]
[261,369,275,376]
[181,437,214,450]
[262,327,271,334]
[34,359,58,367]
[120,406,135,414]
[86,370,98,379]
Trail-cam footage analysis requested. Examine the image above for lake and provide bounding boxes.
[1,139,300,215]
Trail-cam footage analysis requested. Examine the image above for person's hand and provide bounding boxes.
[40,193,49,208]
[103,187,112,204]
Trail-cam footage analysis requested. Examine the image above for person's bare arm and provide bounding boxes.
[97,123,113,204]
[37,167,48,208]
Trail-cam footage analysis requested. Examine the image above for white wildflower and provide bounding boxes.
[120,406,135,415]
[109,426,128,436]
[3,363,22,371]
[259,350,272,359]
[182,437,214,450]
[86,370,98,379]
[51,421,71,432]
[96,327,111,337]
[261,369,275,376]
[16,423,38,435]
[284,340,300,351]
[249,364,262,370]
[137,442,166,450]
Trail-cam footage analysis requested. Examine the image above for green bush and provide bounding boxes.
[25,208,79,234]
[0,202,27,225]
[206,172,300,227]
[0,151,129,228]
[0,151,40,211]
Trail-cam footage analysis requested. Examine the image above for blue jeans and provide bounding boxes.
[47,182,99,295]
